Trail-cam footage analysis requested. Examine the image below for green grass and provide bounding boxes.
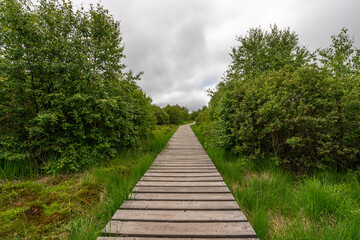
[191,124,360,240]
[0,124,178,240]
[0,157,38,180]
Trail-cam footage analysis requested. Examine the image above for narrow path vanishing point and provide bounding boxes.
[98,124,258,240]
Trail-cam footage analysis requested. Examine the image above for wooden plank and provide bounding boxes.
[104,221,257,238]
[155,158,211,161]
[159,154,209,157]
[150,165,215,168]
[162,150,206,153]
[154,159,212,162]
[98,237,260,240]
[149,166,216,170]
[149,166,216,169]
[166,147,204,149]
[152,163,214,166]
[132,186,230,193]
[141,176,223,181]
[153,161,213,165]
[111,209,247,222]
[151,165,214,168]
[161,147,206,155]
[135,181,226,187]
[129,193,235,201]
[147,169,218,173]
[154,158,212,161]
[144,172,220,177]
[157,157,210,159]
[121,200,240,210]
[148,169,217,172]
[157,153,210,159]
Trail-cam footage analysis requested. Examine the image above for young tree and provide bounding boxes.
[228,24,311,81]
[318,27,360,78]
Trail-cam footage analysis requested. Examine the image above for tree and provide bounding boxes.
[318,27,360,78]
[190,106,207,121]
[0,0,154,174]
[205,26,360,171]
[152,105,169,125]
[163,104,189,125]
[228,24,311,81]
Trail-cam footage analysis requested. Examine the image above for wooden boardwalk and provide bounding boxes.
[98,124,258,240]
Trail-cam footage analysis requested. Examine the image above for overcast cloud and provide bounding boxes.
[74,0,360,111]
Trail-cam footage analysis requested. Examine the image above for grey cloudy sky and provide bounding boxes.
[75,0,359,111]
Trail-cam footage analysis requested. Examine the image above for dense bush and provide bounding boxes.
[205,26,360,171]
[0,0,155,173]
[163,104,190,124]
[230,66,359,169]
[194,106,211,136]
[152,105,169,125]
[190,106,205,121]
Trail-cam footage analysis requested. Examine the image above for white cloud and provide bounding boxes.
[73,0,360,111]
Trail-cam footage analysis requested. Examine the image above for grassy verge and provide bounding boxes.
[0,124,178,240]
[191,124,360,240]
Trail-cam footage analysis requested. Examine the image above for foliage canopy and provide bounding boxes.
[0,0,155,173]
[200,26,360,171]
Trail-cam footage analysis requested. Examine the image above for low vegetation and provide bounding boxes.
[192,125,360,239]
[0,124,177,239]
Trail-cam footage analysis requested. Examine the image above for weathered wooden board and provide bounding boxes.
[151,163,214,167]
[154,159,212,163]
[144,172,220,177]
[120,200,240,210]
[161,150,207,154]
[98,237,260,240]
[111,209,247,222]
[147,170,218,173]
[140,176,224,181]
[135,181,226,187]
[132,186,230,193]
[154,161,212,164]
[153,161,213,165]
[157,154,210,158]
[159,154,209,157]
[166,147,204,149]
[129,193,235,201]
[149,168,217,171]
[104,221,257,238]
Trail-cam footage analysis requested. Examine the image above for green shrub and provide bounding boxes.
[152,105,170,125]
[208,26,360,171]
[0,0,155,175]
[163,104,190,124]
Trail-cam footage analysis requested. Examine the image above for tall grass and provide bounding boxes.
[0,158,35,180]
[191,124,360,240]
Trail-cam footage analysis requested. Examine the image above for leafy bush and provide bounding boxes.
[190,106,207,121]
[0,0,155,174]
[152,105,169,125]
[207,26,360,171]
[163,104,190,124]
